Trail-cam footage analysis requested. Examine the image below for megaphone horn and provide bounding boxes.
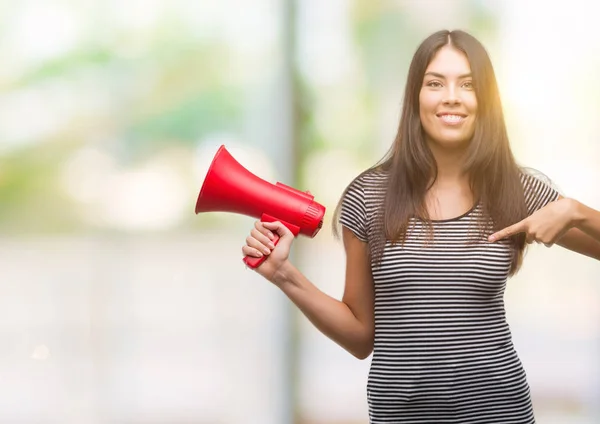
[195,145,326,268]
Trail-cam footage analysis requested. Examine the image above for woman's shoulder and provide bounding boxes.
[351,166,389,189]
[517,166,561,213]
[518,167,560,192]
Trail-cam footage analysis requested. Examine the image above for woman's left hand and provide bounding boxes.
[488,198,578,247]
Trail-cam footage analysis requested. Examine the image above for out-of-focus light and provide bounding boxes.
[30,344,50,361]
[98,164,189,230]
[5,2,81,66]
[61,147,116,205]
[0,74,116,153]
[61,147,191,231]
[297,0,356,86]
[110,0,164,31]
[179,0,278,52]
[0,85,74,151]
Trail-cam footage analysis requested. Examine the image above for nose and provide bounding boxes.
[443,86,461,105]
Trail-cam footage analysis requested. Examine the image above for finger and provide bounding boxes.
[526,233,536,244]
[539,236,554,248]
[245,235,271,256]
[242,244,265,258]
[488,221,526,242]
[255,220,276,241]
[251,228,276,249]
[262,221,293,238]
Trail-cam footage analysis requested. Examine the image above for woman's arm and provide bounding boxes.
[245,222,375,359]
[489,196,600,261]
[556,198,600,260]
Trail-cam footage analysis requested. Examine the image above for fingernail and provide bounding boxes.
[488,236,495,242]
[255,250,263,257]
[268,242,275,249]
[263,248,271,255]
[267,232,274,240]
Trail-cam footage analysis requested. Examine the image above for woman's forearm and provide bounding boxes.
[573,200,600,243]
[272,262,373,359]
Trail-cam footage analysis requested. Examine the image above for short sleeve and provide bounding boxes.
[521,171,560,216]
[338,176,368,242]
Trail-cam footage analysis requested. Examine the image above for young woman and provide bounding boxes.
[241,30,600,423]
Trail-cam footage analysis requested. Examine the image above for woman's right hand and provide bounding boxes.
[242,220,295,283]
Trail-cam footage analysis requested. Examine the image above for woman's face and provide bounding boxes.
[419,45,478,150]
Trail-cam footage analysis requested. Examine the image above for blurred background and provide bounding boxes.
[1,0,599,423]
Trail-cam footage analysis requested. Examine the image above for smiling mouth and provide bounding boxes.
[437,114,467,125]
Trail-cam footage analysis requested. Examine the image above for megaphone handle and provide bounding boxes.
[243,233,281,269]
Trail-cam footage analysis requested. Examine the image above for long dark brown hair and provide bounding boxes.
[333,29,529,276]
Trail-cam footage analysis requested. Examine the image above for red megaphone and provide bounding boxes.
[195,145,326,268]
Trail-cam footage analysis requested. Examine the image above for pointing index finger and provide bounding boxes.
[488,220,526,242]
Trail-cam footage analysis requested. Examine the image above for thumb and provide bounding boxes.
[262,221,294,239]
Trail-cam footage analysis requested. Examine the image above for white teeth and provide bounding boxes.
[439,114,464,123]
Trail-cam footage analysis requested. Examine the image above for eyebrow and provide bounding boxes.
[424,72,472,79]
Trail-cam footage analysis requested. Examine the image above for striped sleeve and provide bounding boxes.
[521,171,560,216]
[338,175,368,242]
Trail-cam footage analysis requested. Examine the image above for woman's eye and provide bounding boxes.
[463,81,474,89]
[427,81,442,88]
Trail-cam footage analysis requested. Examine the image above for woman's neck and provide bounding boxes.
[427,141,470,187]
